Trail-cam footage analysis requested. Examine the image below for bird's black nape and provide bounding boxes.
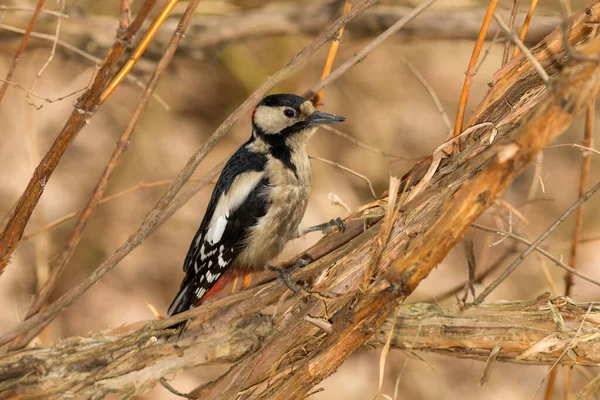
[257,93,306,110]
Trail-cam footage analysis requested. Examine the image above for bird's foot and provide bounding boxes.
[305,217,346,235]
[268,259,310,293]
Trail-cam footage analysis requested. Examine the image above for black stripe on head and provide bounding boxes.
[260,133,298,179]
[257,94,306,110]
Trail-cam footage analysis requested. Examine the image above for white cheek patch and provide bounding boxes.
[207,215,228,244]
[253,106,293,134]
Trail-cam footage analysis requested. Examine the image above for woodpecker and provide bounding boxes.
[168,93,346,320]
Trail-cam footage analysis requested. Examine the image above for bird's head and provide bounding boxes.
[251,94,345,139]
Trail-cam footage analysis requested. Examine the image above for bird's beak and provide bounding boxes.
[306,111,345,126]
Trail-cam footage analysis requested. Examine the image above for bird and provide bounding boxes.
[168,93,346,324]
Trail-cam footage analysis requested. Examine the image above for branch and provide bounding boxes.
[191,5,600,399]
[2,298,598,398]
[2,2,600,398]
[0,0,157,273]
[0,0,379,349]
[0,3,560,67]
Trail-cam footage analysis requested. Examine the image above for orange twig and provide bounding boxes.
[452,0,498,152]
[100,0,179,103]
[0,0,46,105]
[566,98,595,296]
[311,0,352,108]
[513,0,539,57]
[13,0,196,347]
[0,0,157,275]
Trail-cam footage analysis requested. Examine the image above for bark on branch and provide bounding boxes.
[2,2,600,399]
[2,298,599,398]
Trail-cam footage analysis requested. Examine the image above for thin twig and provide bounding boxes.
[26,0,65,109]
[452,0,498,152]
[0,0,378,349]
[474,179,600,304]
[513,0,539,57]
[0,23,171,110]
[119,0,131,32]
[399,56,452,134]
[10,0,213,349]
[303,0,439,100]
[0,78,86,104]
[0,5,67,18]
[101,0,179,103]
[502,0,520,65]
[320,125,413,160]
[21,177,211,241]
[311,0,352,108]
[0,0,46,104]
[0,0,157,275]
[546,143,600,157]
[494,13,549,83]
[566,99,595,296]
[471,224,600,288]
[432,246,516,303]
[310,156,377,199]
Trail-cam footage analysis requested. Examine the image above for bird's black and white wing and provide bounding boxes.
[168,145,270,315]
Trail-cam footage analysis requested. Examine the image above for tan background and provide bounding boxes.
[0,0,598,398]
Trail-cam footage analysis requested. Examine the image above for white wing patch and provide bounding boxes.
[205,171,265,242]
[207,215,228,244]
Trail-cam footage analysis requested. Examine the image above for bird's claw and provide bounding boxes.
[307,217,345,235]
[268,259,310,294]
[327,217,346,234]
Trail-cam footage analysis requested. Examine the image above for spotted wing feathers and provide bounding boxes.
[168,144,270,316]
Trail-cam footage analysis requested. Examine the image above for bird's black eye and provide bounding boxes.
[283,108,296,118]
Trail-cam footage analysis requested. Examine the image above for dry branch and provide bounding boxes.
[1,298,599,398]
[0,2,560,68]
[193,6,600,399]
[0,0,379,350]
[2,2,600,399]
[0,0,157,273]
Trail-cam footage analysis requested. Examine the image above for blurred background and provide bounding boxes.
[0,0,599,398]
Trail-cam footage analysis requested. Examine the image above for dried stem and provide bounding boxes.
[311,0,352,108]
[2,299,599,398]
[310,156,378,199]
[0,0,157,274]
[303,0,439,100]
[0,0,46,104]
[14,0,204,344]
[502,0,520,65]
[452,0,498,152]
[513,0,539,57]
[0,0,378,349]
[474,179,600,305]
[565,98,595,296]
[100,0,179,103]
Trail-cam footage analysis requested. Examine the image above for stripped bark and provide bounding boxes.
[1,298,598,399]
[2,2,600,399]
